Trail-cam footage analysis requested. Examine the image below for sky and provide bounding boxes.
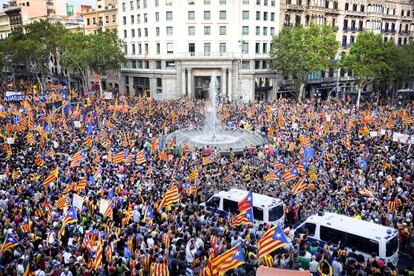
[0,0,95,8]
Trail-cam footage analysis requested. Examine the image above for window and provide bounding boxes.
[255,43,260,53]
[188,26,195,35]
[269,205,284,222]
[271,0,275,6]
[130,1,134,9]
[242,11,249,20]
[138,44,142,54]
[263,12,268,20]
[296,223,316,236]
[112,15,116,23]
[256,11,260,20]
[131,60,137,69]
[270,27,275,35]
[219,42,226,54]
[242,26,249,35]
[188,43,195,54]
[155,27,160,36]
[166,26,173,36]
[204,11,211,20]
[207,197,221,209]
[256,26,260,35]
[132,44,136,54]
[204,0,210,4]
[253,207,263,221]
[123,16,126,25]
[345,3,349,11]
[155,12,159,22]
[143,0,147,8]
[271,12,275,21]
[204,26,211,35]
[156,43,160,54]
[122,2,126,11]
[156,78,162,87]
[345,233,379,255]
[188,11,195,20]
[320,226,347,245]
[342,35,347,46]
[123,30,127,38]
[131,29,135,37]
[222,199,238,214]
[220,10,226,20]
[219,26,226,35]
[155,0,159,6]
[167,43,173,54]
[144,44,148,54]
[144,28,148,36]
[243,0,249,4]
[156,60,162,69]
[263,26,267,35]
[242,41,249,53]
[204,43,211,56]
[87,18,90,25]
[242,61,250,69]
[386,236,398,257]
[131,15,135,24]
[166,61,175,68]
[144,13,147,22]
[220,0,226,4]
[105,16,109,23]
[137,0,140,8]
[137,14,141,23]
[262,43,267,53]
[166,11,173,20]
[256,0,260,4]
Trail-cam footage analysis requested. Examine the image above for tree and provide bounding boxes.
[2,20,67,93]
[60,31,91,90]
[270,24,339,101]
[342,31,393,108]
[85,29,125,95]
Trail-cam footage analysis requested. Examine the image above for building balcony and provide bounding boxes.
[399,30,411,35]
[382,14,398,20]
[309,5,325,12]
[401,16,412,21]
[344,10,366,17]
[285,4,306,11]
[284,22,293,27]
[333,26,339,31]
[381,29,397,33]
[325,8,340,15]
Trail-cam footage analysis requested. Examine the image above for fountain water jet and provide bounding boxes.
[166,73,267,154]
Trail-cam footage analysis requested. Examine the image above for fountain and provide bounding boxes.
[165,73,267,154]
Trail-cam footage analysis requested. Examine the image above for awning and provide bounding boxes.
[256,266,311,276]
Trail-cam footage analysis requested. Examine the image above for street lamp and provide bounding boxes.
[238,39,246,102]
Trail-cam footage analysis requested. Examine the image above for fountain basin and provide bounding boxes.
[165,127,267,154]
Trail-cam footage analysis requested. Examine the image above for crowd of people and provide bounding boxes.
[0,89,413,276]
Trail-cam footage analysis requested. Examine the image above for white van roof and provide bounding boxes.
[215,189,283,209]
[305,212,398,240]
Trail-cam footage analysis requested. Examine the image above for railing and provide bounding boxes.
[325,8,340,14]
[286,4,305,11]
[344,10,366,16]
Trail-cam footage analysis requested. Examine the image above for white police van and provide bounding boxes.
[293,212,399,265]
[204,189,285,227]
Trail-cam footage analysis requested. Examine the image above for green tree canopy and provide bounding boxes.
[270,24,339,100]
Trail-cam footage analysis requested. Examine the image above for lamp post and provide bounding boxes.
[238,40,246,102]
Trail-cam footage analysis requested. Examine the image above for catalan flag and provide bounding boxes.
[85,135,93,147]
[135,150,146,165]
[35,153,44,166]
[12,169,20,180]
[282,166,299,182]
[308,168,317,182]
[142,205,155,224]
[287,143,295,152]
[58,206,78,237]
[202,156,213,166]
[56,195,68,209]
[263,171,277,182]
[162,233,170,250]
[70,150,86,168]
[102,138,110,148]
[20,218,31,234]
[94,236,103,269]
[387,200,396,215]
[229,208,254,227]
[278,112,285,128]
[291,176,307,195]
[360,125,370,136]
[238,191,253,213]
[75,179,86,194]
[25,133,35,145]
[0,233,19,255]
[257,224,288,259]
[150,262,169,276]
[211,243,245,275]
[23,260,34,276]
[188,169,198,181]
[43,166,58,186]
[103,200,113,220]
[159,186,180,208]
[359,188,375,198]
[113,150,126,164]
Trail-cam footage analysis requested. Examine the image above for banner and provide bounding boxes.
[73,194,84,210]
[4,91,25,102]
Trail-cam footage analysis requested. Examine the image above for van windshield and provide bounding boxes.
[268,205,284,222]
[386,235,399,257]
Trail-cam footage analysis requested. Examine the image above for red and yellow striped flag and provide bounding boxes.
[43,166,58,186]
